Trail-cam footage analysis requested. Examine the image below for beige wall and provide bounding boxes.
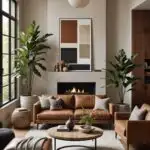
[130,0,147,9]
[0,100,19,126]
[106,0,132,104]
[20,0,106,95]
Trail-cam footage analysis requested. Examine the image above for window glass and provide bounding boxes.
[3,54,9,75]
[11,1,15,17]
[3,16,9,35]
[2,0,9,14]
[3,76,9,86]
[3,36,9,54]
[3,86,9,102]
[11,38,15,54]
[11,20,15,37]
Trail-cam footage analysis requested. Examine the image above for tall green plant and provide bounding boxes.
[15,21,53,96]
[106,49,139,104]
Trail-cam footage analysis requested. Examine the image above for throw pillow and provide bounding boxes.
[129,106,147,120]
[39,95,51,109]
[49,98,64,110]
[93,96,110,110]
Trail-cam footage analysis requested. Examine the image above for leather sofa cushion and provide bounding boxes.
[75,95,95,109]
[37,109,74,120]
[141,103,150,111]
[57,95,74,109]
[115,120,127,136]
[74,109,112,120]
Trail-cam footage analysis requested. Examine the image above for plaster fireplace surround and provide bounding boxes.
[47,71,105,95]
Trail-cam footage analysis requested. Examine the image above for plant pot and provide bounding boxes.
[20,95,38,120]
[20,95,38,110]
[115,103,130,112]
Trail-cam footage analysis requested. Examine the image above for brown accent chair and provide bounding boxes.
[33,95,114,128]
[114,103,150,150]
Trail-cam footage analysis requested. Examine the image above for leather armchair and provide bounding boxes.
[115,111,150,150]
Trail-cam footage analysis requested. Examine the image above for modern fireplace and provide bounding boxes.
[57,82,96,95]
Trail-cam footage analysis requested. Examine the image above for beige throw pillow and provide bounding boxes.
[39,95,51,109]
[93,96,110,110]
[129,106,147,120]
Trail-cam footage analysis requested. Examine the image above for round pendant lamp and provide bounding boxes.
[68,0,90,8]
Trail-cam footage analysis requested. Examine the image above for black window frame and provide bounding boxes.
[0,0,18,107]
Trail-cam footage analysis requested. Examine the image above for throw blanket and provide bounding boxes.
[15,137,47,150]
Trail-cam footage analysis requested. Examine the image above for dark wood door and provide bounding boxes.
[132,10,150,108]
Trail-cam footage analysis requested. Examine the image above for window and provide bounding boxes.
[0,0,17,106]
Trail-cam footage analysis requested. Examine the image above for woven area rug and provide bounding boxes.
[26,129,124,150]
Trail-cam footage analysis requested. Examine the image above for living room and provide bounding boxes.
[1,0,150,149]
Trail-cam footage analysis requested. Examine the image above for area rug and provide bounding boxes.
[26,129,124,150]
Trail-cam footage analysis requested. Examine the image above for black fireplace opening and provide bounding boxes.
[57,82,96,95]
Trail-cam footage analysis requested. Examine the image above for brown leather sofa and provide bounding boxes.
[33,95,114,128]
[114,103,150,150]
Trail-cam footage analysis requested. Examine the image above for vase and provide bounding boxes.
[65,117,74,131]
[84,123,92,129]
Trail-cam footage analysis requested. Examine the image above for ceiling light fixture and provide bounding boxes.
[68,0,90,8]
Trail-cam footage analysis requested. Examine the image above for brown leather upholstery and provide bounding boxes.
[115,120,127,136]
[33,94,113,125]
[115,112,130,120]
[37,109,73,120]
[74,109,92,119]
[75,95,95,109]
[57,95,74,109]
[33,101,41,123]
[74,109,112,120]
[115,104,150,150]
[93,110,112,120]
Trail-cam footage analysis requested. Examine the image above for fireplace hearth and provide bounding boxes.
[57,82,96,95]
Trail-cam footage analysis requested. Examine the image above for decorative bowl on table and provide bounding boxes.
[79,125,95,133]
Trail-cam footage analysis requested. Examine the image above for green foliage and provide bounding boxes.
[79,108,95,125]
[106,49,140,104]
[15,21,53,95]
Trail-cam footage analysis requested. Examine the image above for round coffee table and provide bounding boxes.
[48,125,103,150]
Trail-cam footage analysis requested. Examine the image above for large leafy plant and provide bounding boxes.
[15,21,53,96]
[106,49,139,104]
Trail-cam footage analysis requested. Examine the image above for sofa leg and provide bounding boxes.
[37,124,39,129]
[115,132,117,139]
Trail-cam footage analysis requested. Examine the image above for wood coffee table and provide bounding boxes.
[48,125,103,150]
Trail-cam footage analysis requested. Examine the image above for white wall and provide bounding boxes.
[20,0,106,95]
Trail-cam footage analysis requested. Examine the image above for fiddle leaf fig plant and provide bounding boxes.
[106,49,140,104]
[15,21,53,96]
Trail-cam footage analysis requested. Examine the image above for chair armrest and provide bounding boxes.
[33,101,41,123]
[127,120,150,144]
[115,112,130,120]
[109,103,117,116]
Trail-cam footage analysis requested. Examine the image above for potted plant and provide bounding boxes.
[79,108,95,129]
[15,21,53,111]
[106,49,140,111]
